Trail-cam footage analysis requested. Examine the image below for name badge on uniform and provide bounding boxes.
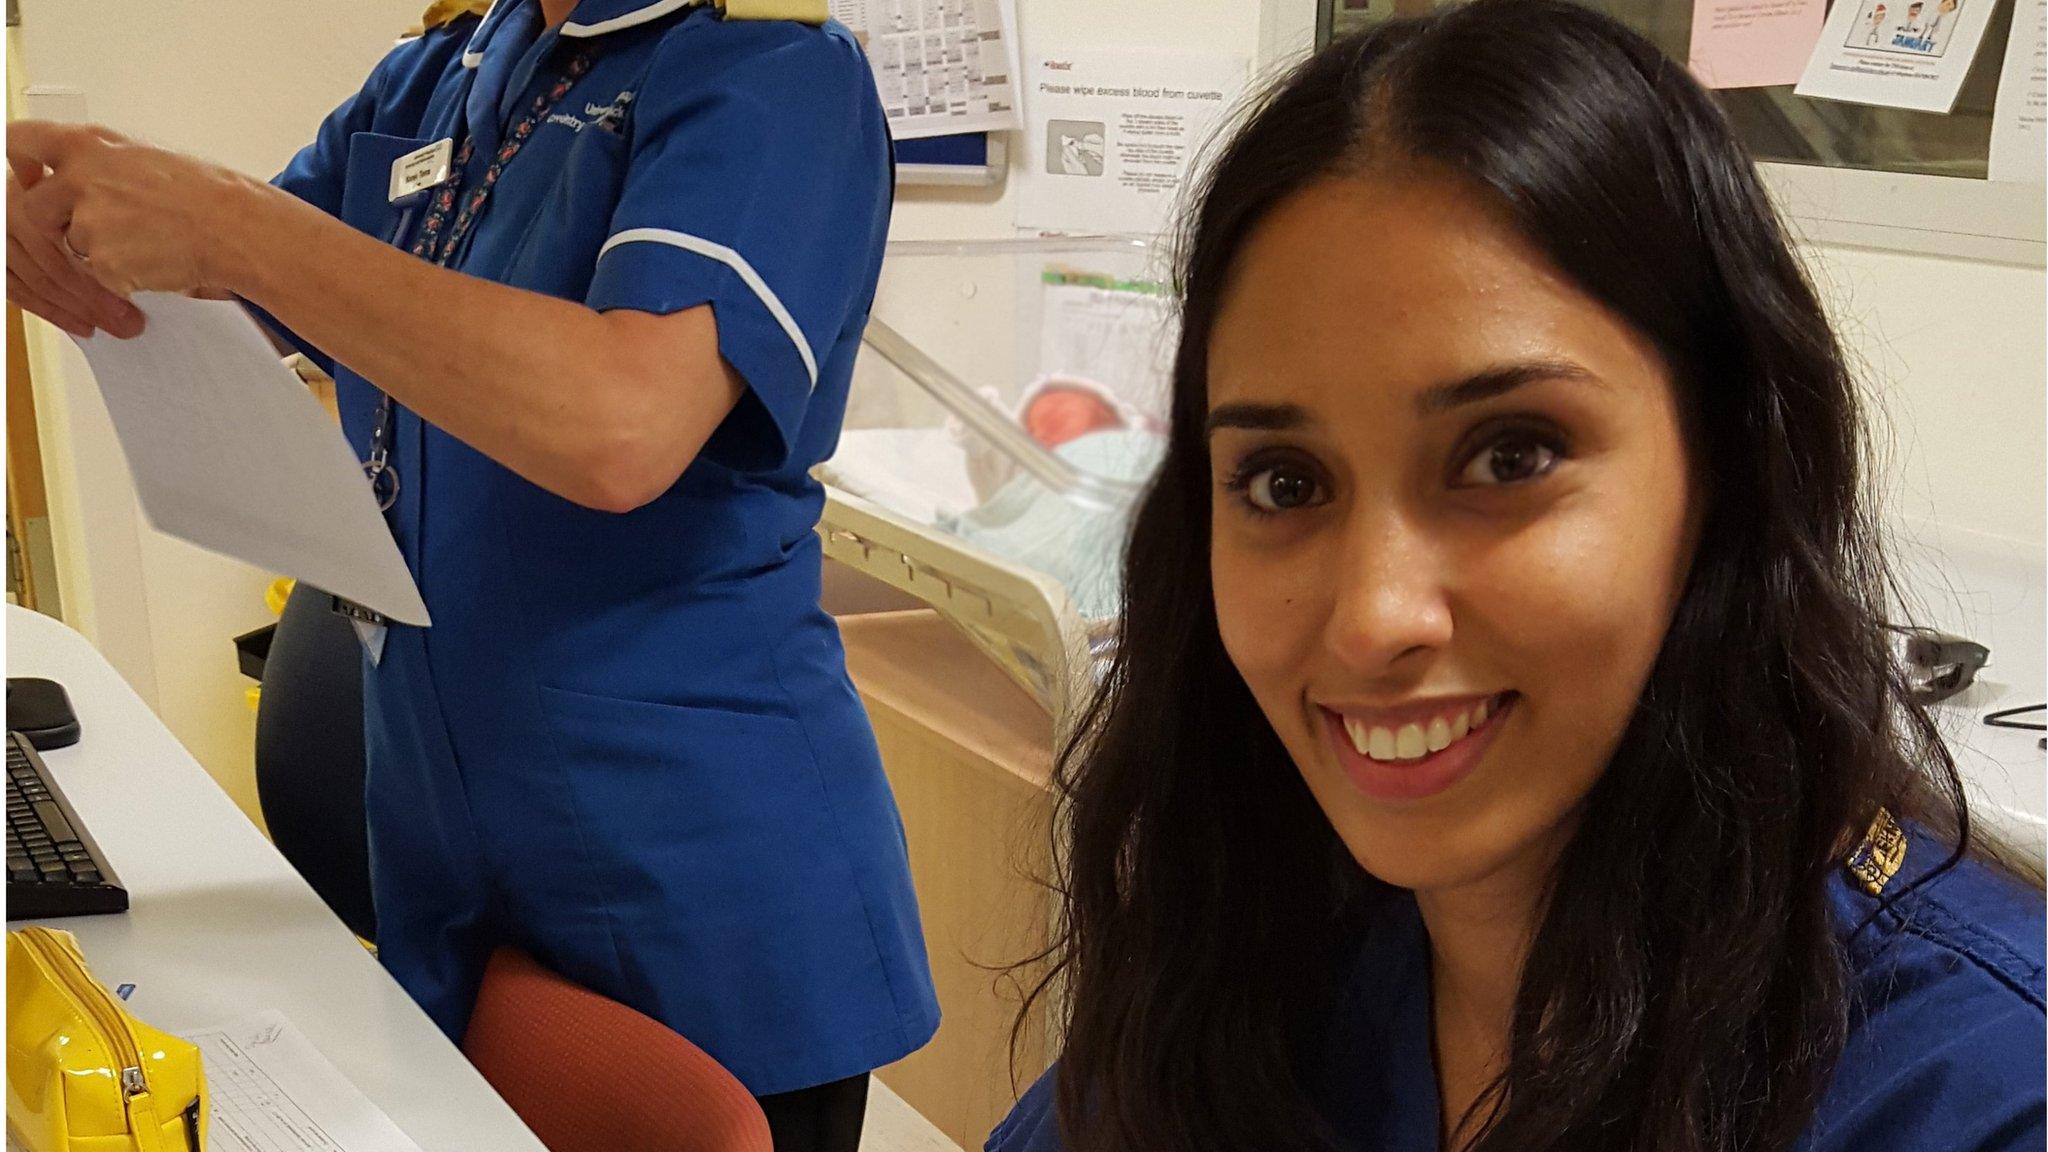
[331,595,390,665]
[389,138,456,205]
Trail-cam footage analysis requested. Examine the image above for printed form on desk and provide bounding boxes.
[185,1013,424,1152]
[1,1014,419,1152]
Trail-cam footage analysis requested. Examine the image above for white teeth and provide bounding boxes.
[1339,697,1504,764]
[1395,724,1427,759]
[1368,726,1396,760]
[1344,717,1370,756]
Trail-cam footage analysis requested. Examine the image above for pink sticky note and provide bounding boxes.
[1689,0,1829,88]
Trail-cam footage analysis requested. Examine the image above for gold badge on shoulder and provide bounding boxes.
[717,0,830,23]
[1846,807,1909,897]
[411,0,494,36]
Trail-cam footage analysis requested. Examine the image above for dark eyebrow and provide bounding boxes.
[1206,401,1310,436]
[1206,361,1598,433]
[1415,359,1600,415]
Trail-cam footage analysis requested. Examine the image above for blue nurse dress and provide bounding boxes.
[265,0,939,1095]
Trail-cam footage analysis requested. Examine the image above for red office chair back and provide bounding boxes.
[462,948,772,1152]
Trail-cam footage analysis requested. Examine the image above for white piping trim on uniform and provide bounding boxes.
[561,0,710,37]
[461,0,512,66]
[599,228,820,391]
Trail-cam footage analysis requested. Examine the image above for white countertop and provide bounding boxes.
[6,604,549,1151]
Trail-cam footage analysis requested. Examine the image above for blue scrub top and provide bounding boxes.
[266,0,938,1095]
[989,825,2046,1150]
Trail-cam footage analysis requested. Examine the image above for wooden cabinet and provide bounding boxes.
[840,606,1060,1152]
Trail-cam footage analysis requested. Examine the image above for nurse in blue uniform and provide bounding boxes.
[6,1,938,1145]
[976,3,2046,1151]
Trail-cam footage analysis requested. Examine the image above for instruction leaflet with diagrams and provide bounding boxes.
[1014,49,1250,237]
[830,0,1022,140]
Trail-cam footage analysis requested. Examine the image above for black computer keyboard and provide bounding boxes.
[6,731,127,919]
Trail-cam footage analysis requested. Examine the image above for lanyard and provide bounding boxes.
[362,47,597,512]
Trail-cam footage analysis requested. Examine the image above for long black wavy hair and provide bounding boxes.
[1016,2,2038,1150]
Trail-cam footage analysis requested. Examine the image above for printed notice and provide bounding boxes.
[833,0,1021,140]
[1990,0,2047,182]
[184,1014,423,1152]
[1794,0,1997,111]
[1037,270,1175,423]
[1015,50,1250,237]
[1688,0,1827,88]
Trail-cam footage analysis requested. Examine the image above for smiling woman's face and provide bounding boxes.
[1206,172,1700,896]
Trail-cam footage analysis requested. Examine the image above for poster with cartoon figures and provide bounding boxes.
[1796,0,1996,110]
[1846,0,1964,56]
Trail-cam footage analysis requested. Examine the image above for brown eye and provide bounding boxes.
[1246,466,1323,512]
[1457,435,1560,487]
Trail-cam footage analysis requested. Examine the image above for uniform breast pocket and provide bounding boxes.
[495,126,628,301]
[341,133,437,241]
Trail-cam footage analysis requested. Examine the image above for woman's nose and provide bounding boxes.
[1322,508,1455,678]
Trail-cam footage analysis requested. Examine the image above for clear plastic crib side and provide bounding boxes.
[815,237,1177,721]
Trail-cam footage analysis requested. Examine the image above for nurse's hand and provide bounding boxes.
[5,157,143,339]
[8,121,252,306]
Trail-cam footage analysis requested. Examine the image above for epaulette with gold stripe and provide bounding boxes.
[717,0,828,22]
[1845,807,1909,897]
[409,0,495,36]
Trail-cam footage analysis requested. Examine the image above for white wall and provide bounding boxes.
[9,0,425,821]
[1806,244,2045,548]
[7,0,2041,821]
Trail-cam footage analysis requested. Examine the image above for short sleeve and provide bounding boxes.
[584,22,890,473]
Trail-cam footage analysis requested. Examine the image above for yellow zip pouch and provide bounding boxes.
[6,927,206,1152]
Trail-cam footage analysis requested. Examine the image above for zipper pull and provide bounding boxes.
[122,1066,146,1097]
[125,1085,174,1152]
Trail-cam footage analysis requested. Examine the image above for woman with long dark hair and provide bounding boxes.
[990,2,2045,1149]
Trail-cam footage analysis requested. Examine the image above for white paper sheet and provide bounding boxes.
[1990,0,2048,183]
[1794,0,1997,112]
[834,0,1021,141]
[73,294,429,626]
[184,1013,423,1152]
[1014,49,1250,237]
